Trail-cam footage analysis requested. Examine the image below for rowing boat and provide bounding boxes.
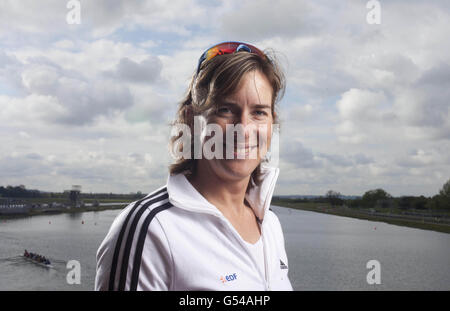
[23,254,54,269]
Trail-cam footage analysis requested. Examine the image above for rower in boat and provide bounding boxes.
[23,250,51,265]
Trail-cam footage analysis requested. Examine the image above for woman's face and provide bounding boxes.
[201,70,274,182]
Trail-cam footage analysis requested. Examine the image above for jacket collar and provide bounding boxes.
[166,164,279,222]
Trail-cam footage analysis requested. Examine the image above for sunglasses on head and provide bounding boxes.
[196,41,265,75]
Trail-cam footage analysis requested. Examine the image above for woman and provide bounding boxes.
[95,42,293,291]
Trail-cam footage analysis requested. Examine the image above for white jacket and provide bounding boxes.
[95,165,293,291]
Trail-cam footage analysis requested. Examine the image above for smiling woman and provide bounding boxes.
[170,42,284,189]
[95,41,292,291]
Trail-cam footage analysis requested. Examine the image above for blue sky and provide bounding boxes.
[0,0,449,196]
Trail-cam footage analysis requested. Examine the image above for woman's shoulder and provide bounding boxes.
[127,185,169,208]
[264,207,286,236]
[265,207,282,226]
[111,185,170,225]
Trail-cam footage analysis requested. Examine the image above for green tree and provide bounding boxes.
[325,190,344,207]
[439,179,450,197]
[436,178,450,210]
[398,196,413,210]
[362,188,392,208]
[413,196,428,210]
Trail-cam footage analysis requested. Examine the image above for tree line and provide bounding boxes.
[0,185,41,198]
[324,179,450,211]
[2,178,449,211]
[0,185,144,201]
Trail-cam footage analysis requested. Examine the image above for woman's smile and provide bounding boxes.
[222,143,259,158]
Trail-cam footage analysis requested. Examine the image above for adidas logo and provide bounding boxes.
[280,259,288,270]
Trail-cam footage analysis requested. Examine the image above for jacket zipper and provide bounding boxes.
[260,167,279,291]
[261,221,270,291]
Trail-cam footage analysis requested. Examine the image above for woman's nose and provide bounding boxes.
[236,112,257,140]
[237,110,254,127]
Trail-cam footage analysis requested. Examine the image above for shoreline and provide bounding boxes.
[0,204,129,219]
[3,200,450,235]
[272,201,450,234]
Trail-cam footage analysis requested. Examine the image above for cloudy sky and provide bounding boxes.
[1,0,449,197]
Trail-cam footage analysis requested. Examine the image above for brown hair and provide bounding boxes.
[169,49,285,191]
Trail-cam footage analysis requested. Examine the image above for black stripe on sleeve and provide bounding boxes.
[117,192,169,291]
[130,201,173,291]
[108,187,167,291]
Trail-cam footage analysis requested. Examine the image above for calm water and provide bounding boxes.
[0,206,449,290]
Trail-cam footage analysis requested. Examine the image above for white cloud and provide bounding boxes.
[220,0,315,40]
[335,88,388,144]
[52,40,76,50]
[0,0,213,40]
[107,56,162,83]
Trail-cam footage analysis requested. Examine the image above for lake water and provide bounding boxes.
[0,205,449,290]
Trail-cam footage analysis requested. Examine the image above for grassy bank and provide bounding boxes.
[272,200,450,234]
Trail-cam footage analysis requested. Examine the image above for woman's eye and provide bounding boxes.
[217,107,232,114]
[254,110,268,116]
